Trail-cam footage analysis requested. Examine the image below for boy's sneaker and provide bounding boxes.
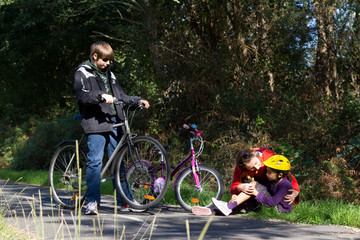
[85,201,98,215]
[118,201,147,213]
[119,204,131,212]
[128,200,147,212]
[211,198,232,216]
[192,206,213,216]
[129,207,147,213]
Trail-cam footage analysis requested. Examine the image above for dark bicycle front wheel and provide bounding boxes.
[49,142,87,209]
[114,136,170,210]
[175,165,224,212]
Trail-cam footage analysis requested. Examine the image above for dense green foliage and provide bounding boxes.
[0,0,359,202]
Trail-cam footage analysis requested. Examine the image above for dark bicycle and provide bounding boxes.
[49,100,171,210]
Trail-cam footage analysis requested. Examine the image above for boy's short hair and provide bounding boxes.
[90,41,114,60]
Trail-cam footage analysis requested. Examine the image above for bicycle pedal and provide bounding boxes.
[70,194,79,201]
[144,195,155,200]
[101,176,114,183]
[191,198,200,203]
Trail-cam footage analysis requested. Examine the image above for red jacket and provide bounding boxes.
[230,148,300,204]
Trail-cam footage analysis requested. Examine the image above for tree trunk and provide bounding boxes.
[313,1,337,98]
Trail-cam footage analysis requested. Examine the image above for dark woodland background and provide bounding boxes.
[0,0,359,202]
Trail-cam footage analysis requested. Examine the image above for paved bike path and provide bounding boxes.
[1,179,360,240]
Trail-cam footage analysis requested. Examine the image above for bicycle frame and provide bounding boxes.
[99,121,125,181]
[100,102,146,181]
[171,126,204,190]
[66,101,143,184]
[50,100,173,210]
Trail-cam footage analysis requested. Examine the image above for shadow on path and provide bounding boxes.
[1,179,360,240]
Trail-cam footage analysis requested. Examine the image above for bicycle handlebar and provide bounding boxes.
[183,124,196,131]
[184,123,204,156]
[112,98,145,109]
[183,124,202,137]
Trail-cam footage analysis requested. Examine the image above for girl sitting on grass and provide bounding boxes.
[193,154,296,216]
[212,155,294,215]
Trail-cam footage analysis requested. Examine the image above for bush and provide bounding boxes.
[0,115,83,170]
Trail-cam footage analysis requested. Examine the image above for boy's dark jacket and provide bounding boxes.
[74,62,142,134]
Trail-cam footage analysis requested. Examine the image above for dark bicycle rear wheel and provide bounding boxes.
[49,143,87,209]
[114,136,170,210]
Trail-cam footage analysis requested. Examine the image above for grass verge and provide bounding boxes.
[0,170,49,187]
[248,199,360,228]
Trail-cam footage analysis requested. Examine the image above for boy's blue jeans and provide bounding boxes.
[85,126,133,205]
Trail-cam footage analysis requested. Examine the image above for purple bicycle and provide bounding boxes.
[124,124,224,212]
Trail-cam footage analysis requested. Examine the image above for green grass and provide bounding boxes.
[0,170,49,186]
[247,199,360,228]
[1,169,360,229]
[0,169,125,196]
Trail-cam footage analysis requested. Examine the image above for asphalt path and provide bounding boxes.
[1,179,360,240]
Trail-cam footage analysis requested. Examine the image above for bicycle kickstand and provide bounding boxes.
[161,197,170,210]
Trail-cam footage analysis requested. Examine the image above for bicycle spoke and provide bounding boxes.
[115,136,170,210]
[175,165,224,212]
[49,144,87,209]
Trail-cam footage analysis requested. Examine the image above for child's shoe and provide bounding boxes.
[211,198,232,216]
[191,206,213,216]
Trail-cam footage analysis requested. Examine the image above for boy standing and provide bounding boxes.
[74,41,149,215]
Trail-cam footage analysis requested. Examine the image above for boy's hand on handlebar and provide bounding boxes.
[101,94,114,104]
[139,99,150,109]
